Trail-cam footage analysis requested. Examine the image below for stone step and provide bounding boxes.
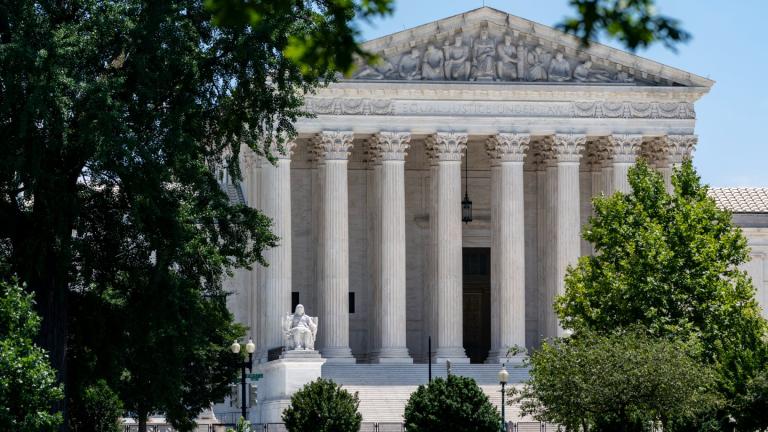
[321,363,529,386]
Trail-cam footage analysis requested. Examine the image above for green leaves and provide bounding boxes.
[555,160,768,428]
[520,329,721,431]
[282,378,363,432]
[0,279,63,432]
[404,375,501,432]
[204,0,394,76]
[558,0,691,52]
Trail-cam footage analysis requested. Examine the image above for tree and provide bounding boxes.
[558,0,691,51]
[0,278,63,432]
[1,0,389,430]
[282,379,363,432]
[517,329,721,432]
[69,380,123,432]
[555,161,768,428]
[404,374,501,432]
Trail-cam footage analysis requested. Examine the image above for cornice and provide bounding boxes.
[310,81,709,103]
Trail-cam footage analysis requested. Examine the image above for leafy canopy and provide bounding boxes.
[0,278,63,432]
[555,160,768,426]
[517,329,721,432]
[558,0,691,51]
[404,374,501,432]
[282,378,363,432]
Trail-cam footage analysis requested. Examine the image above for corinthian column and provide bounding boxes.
[660,135,697,193]
[428,132,469,363]
[370,132,412,363]
[608,134,643,193]
[487,133,529,363]
[259,141,295,360]
[316,131,355,362]
[543,134,585,338]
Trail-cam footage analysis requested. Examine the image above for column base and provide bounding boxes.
[433,347,469,364]
[320,347,356,363]
[370,348,413,364]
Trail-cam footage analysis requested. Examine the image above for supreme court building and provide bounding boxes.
[218,7,768,423]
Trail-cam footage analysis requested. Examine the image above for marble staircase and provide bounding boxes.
[321,364,530,423]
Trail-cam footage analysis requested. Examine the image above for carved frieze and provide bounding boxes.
[303,97,695,119]
[351,25,652,84]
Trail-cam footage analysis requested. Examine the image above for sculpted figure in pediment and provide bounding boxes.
[573,60,611,82]
[516,42,527,80]
[398,43,422,80]
[443,35,471,80]
[496,34,520,81]
[548,51,572,81]
[353,52,396,80]
[422,43,445,80]
[471,28,496,80]
[526,46,549,81]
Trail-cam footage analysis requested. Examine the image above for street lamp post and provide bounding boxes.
[230,338,256,421]
[498,365,509,432]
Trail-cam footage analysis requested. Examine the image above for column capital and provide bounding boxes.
[664,134,697,164]
[316,130,354,160]
[426,132,468,162]
[266,140,297,161]
[372,131,411,161]
[608,134,643,163]
[546,134,586,163]
[486,133,530,163]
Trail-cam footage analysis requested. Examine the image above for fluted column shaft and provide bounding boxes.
[487,134,529,363]
[372,132,412,363]
[545,135,585,338]
[429,132,469,363]
[316,131,355,362]
[259,143,294,360]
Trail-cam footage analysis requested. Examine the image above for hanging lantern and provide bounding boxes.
[462,191,473,223]
[462,147,473,223]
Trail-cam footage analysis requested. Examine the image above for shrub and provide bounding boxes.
[404,374,501,432]
[70,380,124,432]
[282,378,362,432]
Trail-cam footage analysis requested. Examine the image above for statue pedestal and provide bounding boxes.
[257,351,326,423]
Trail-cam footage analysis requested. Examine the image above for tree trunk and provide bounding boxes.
[138,409,148,432]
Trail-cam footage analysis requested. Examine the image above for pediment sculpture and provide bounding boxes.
[352,26,640,84]
[283,304,318,351]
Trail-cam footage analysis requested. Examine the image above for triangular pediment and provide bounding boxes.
[351,7,712,87]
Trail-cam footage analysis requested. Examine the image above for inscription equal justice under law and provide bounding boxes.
[354,25,640,84]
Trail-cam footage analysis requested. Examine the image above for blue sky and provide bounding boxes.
[359,1,768,187]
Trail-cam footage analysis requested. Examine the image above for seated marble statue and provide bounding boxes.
[283,304,318,351]
[421,44,445,80]
[443,36,471,81]
[471,28,496,80]
[548,52,571,81]
[526,46,549,81]
[573,60,610,82]
[398,46,422,80]
[496,34,519,81]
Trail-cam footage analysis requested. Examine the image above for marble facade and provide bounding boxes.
[218,5,768,423]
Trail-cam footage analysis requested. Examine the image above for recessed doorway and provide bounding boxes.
[462,247,491,363]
